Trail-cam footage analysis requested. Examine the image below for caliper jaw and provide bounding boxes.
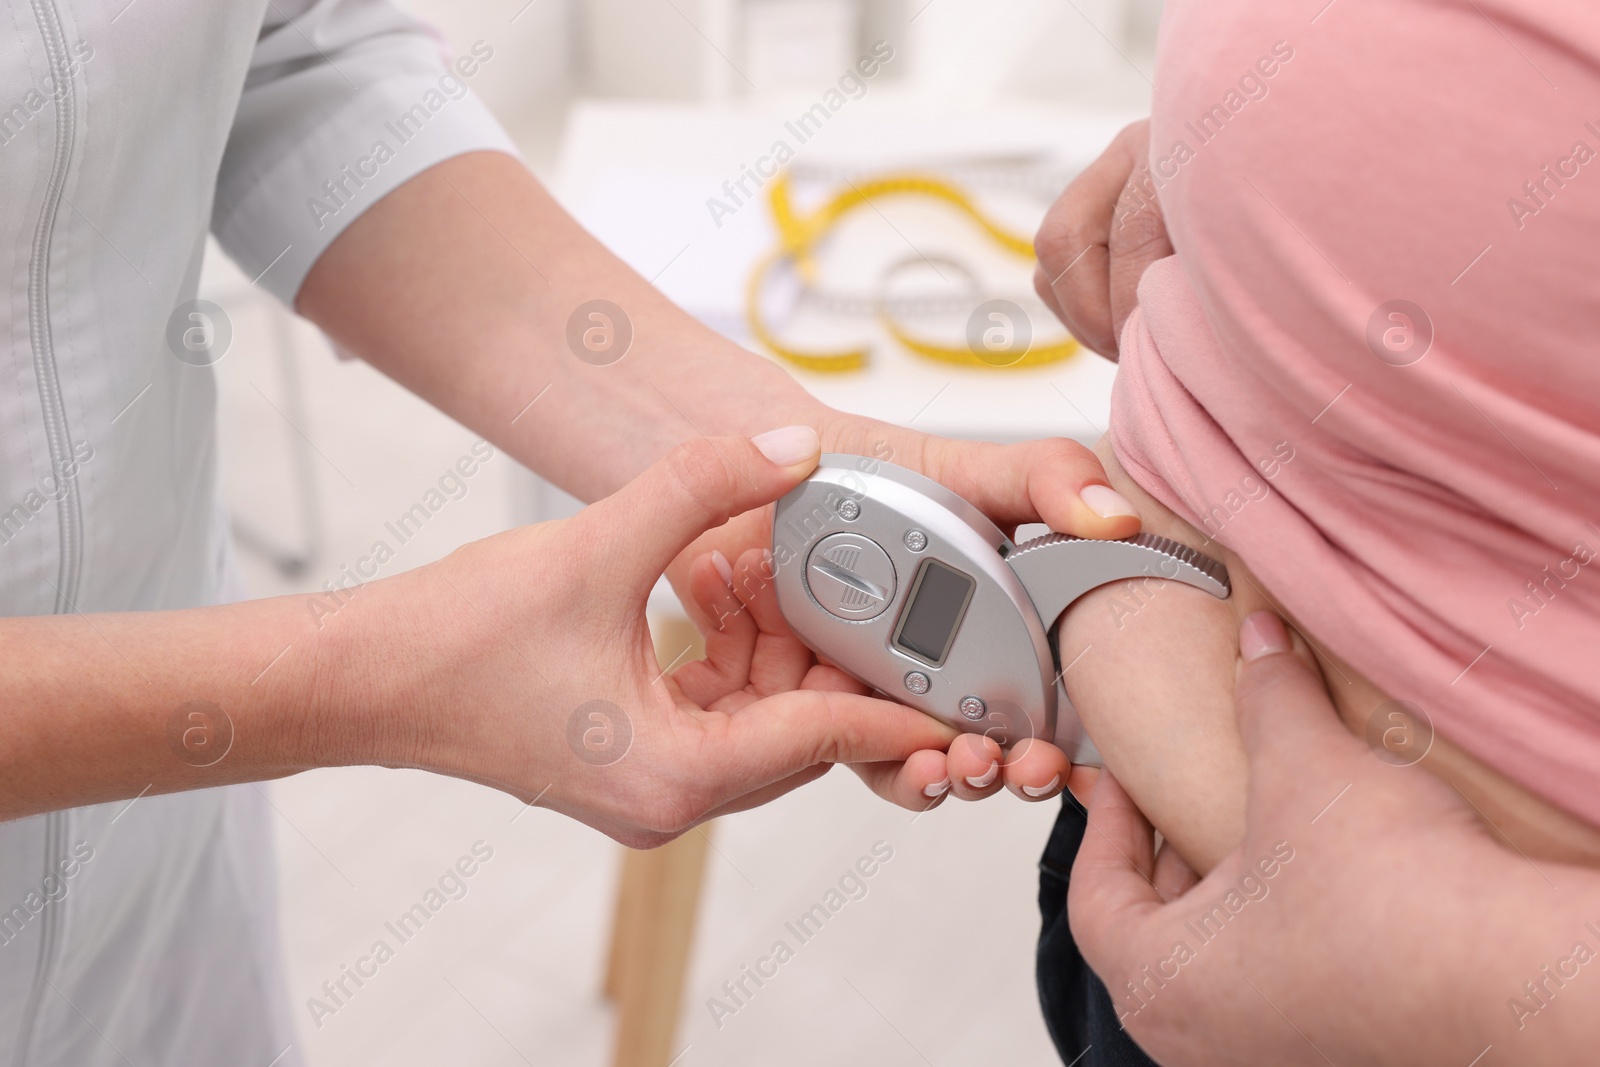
[1006,532,1232,765]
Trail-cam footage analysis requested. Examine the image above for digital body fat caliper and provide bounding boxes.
[772,455,1232,765]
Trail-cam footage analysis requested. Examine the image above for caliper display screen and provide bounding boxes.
[892,559,976,667]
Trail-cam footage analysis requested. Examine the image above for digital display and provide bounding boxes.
[892,559,975,666]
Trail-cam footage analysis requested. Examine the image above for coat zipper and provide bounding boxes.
[14,0,85,1063]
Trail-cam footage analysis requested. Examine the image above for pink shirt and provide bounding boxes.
[1112,0,1600,823]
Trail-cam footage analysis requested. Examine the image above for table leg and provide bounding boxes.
[604,615,709,1067]
[605,830,712,1067]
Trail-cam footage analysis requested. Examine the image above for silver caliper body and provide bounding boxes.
[772,455,1230,765]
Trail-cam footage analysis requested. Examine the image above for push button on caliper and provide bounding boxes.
[805,532,896,621]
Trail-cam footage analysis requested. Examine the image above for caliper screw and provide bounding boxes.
[959,696,987,720]
[904,529,928,552]
[838,498,861,520]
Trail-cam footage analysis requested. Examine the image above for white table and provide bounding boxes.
[560,100,1127,434]
[518,97,1136,532]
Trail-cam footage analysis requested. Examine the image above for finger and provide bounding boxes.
[922,435,1140,539]
[672,552,756,707]
[1151,839,1200,903]
[1032,263,1068,325]
[696,763,834,822]
[1040,241,1113,356]
[1234,611,1364,800]
[732,547,816,695]
[1034,121,1147,358]
[668,508,772,633]
[580,427,821,592]
[698,689,957,808]
[1001,737,1073,801]
[730,547,791,635]
[1067,770,1164,971]
[800,661,870,695]
[946,732,1005,800]
[850,749,954,810]
[1106,156,1172,347]
[804,662,944,810]
[1066,763,1100,806]
[1034,178,1118,357]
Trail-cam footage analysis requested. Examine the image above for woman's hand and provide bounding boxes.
[1033,118,1172,359]
[1068,612,1600,1064]
[681,533,1084,809]
[0,428,965,827]
[348,428,957,847]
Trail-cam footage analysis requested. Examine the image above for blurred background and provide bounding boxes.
[205,1,1161,1064]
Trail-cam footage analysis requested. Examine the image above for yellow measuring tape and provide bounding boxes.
[745,172,1079,373]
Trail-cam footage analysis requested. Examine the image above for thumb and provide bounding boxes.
[1233,611,1363,799]
[700,689,957,807]
[580,426,821,591]
[1066,770,1163,975]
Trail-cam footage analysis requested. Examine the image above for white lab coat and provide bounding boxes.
[0,1,516,1063]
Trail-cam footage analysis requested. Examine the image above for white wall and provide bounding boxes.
[400,0,1161,114]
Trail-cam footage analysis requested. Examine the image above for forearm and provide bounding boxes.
[0,592,390,820]
[297,151,825,503]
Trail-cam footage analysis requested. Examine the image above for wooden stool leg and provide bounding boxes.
[606,831,711,1067]
[602,849,642,1001]
[604,615,709,1067]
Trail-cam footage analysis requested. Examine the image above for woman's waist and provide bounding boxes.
[1310,634,1600,868]
[1075,434,1600,870]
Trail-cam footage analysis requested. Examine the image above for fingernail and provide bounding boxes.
[1022,774,1062,798]
[923,778,950,798]
[1080,484,1138,520]
[1239,611,1290,662]
[752,425,820,467]
[965,762,999,789]
[709,549,734,587]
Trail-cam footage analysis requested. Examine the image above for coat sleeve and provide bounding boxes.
[211,0,520,304]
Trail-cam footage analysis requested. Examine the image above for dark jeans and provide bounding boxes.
[1037,794,1161,1067]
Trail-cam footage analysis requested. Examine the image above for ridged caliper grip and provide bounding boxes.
[1007,531,1230,628]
